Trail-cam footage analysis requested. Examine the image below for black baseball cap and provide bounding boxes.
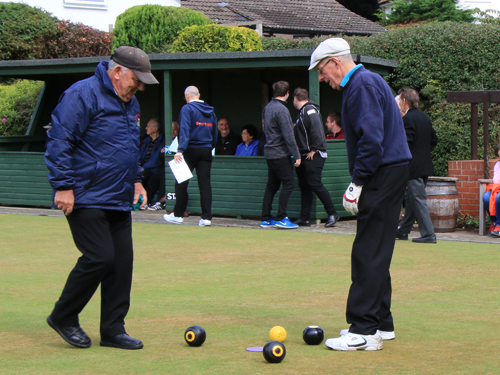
[111,46,159,84]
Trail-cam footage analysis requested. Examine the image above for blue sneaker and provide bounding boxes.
[260,219,276,228]
[275,217,298,229]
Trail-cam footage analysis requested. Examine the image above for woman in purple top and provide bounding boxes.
[235,124,259,156]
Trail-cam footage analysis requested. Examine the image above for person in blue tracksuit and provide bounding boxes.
[44,46,158,350]
[309,38,411,351]
[164,86,217,227]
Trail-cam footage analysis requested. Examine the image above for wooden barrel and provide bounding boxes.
[425,177,459,233]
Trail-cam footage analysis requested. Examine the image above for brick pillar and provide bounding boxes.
[447,159,498,218]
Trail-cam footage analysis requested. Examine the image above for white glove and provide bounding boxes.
[343,182,363,215]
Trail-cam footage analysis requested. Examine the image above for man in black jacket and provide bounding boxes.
[292,88,339,227]
[214,117,241,155]
[396,88,438,244]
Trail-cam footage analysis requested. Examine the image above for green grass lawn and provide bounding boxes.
[1,213,499,374]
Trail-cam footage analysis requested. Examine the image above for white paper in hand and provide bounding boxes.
[168,158,193,183]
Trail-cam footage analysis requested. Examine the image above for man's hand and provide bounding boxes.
[54,190,75,216]
[134,182,147,209]
[294,158,301,167]
[306,151,316,160]
[343,182,363,215]
[174,152,183,163]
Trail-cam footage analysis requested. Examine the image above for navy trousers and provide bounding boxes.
[346,164,408,335]
[50,208,134,338]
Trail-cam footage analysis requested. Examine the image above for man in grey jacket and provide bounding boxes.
[260,81,301,229]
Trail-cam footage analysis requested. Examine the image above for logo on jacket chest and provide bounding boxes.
[196,121,213,127]
[135,114,140,127]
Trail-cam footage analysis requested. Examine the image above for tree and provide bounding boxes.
[112,5,213,53]
[336,0,380,22]
[378,0,475,25]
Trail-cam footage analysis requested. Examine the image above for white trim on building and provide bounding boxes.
[0,0,180,32]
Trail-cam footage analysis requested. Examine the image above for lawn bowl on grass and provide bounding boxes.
[184,325,206,347]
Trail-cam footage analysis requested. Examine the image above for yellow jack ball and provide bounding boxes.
[269,326,287,342]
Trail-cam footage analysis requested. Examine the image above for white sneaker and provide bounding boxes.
[340,328,395,341]
[325,332,383,351]
[148,202,163,211]
[139,204,148,211]
[164,213,183,224]
[198,219,211,227]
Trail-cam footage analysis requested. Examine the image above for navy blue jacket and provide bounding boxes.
[178,100,217,153]
[342,66,411,186]
[235,140,259,156]
[44,60,142,211]
[140,133,165,174]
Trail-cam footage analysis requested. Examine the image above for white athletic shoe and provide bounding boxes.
[325,332,383,351]
[164,213,183,224]
[340,328,395,341]
[198,219,211,227]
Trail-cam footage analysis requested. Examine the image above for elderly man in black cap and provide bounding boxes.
[45,46,158,350]
[309,38,411,351]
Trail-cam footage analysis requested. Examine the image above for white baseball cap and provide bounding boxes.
[308,38,351,70]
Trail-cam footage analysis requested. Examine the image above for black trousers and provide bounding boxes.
[261,157,295,221]
[346,164,408,335]
[174,147,212,220]
[142,168,154,191]
[295,154,337,221]
[147,170,165,204]
[50,208,134,338]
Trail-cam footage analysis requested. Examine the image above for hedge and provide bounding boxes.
[262,22,500,176]
[169,24,263,53]
[47,21,112,58]
[112,5,212,53]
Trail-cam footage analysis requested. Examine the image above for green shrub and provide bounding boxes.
[0,3,58,60]
[169,24,263,53]
[0,80,44,136]
[112,5,212,53]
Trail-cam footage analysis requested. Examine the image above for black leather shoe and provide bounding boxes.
[396,232,408,240]
[47,316,91,348]
[325,214,339,228]
[412,234,437,244]
[100,334,144,350]
[293,218,311,227]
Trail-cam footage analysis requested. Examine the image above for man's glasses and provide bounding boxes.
[318,59,332,75]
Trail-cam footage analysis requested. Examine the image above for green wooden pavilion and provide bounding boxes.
[0,50,397,221]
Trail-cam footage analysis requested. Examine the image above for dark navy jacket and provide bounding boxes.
[341,66,411,186]
[44,60,142,211]
[140,133,165,174]
[177,100,217,153]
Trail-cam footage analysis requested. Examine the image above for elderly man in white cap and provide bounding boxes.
[309,38,411,351]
